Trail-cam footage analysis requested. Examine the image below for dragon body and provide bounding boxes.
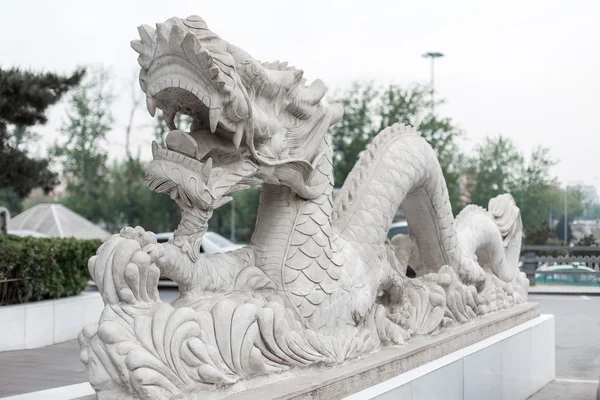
[79,15,529,399]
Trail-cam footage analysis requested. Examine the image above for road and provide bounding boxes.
[0,290,598,398]
[528,294,599,399]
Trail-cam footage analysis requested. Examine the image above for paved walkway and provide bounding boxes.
[0,340,85,397]
[529,378,598,400]
[0,291,598,398]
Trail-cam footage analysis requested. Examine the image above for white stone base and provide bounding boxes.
[0,291,103,351]
[346,314,555,400]
[1,383,94,400]
[3,310,555,400]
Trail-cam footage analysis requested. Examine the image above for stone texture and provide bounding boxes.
[79,14,532,399]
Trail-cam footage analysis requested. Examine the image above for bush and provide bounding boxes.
[0,236,101,305]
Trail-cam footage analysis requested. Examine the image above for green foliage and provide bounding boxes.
[102,155,179,233]
[0,67,84,198]
[329,82,379,186]
[576,234,598,247]
[571,234,598,257]
[523,221,556,245]
[0,188,23,216]
[466,135,524,207]
[0,236,100,305]
[464,135,580,234]
[209,188,261,243]
[53,67,114,223]
[511,146,560,231]
[329,81,464,212]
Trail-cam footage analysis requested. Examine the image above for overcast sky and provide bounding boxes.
[2,0,599,189]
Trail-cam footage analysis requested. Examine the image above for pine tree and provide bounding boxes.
[0,67,85,200]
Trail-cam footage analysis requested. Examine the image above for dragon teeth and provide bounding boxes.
[164,109,177,130]
[233,123,244,149]
[209,108,220,133]
[201,157,213,179]
[146,96,157,117]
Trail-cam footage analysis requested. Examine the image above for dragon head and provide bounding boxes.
[132,15,343,210]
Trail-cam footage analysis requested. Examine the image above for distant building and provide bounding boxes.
[568,181,599,205]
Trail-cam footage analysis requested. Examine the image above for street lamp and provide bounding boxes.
[564,183,568,245]
[422,52,444,114]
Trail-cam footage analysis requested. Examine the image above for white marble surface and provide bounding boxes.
[373,384,411,400]
[0,292,103,352]
[464,342,502,400]
[412,361,464,400]
[1,383,94,400]
[531,316,555,391]
[54,295,85,344]
[501,327,532,400]
[24,301,54,349]
[345,314,555,400]
[0,307,25,351]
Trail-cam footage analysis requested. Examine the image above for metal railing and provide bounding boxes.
[520,245,600,286]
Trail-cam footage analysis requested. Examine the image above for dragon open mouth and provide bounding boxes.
[132,15,344,207]
[144,83,259,211]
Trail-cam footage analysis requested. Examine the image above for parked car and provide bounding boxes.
[155,231,244,255]
[535,264,600,286]
[387,221,409,240]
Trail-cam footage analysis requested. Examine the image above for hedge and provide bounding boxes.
[0,236,101,305]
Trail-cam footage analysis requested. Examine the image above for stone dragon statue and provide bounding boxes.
[79,15,529,399]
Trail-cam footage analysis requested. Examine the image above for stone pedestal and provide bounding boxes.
[20,303,553,400]
[219,303,553,400]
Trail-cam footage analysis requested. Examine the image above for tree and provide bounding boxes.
[329,82,378,186]
[554,187,585,244]
[123,72,143,227]
[465,136,574,234]
[575,234,598,247]
[102,155,180,233]
[329,82,464,212]
[8,125,40,150]
[511,146,561,231]
[53,67,113,223]
[466,135,524,207]
[0,188,23,216]
[523,220,556,245]
[0,67,84,200]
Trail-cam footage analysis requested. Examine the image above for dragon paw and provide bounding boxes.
[89,228,162,306]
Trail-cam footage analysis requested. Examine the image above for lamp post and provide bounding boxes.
[564,183,568,245]
[422,52,444,114]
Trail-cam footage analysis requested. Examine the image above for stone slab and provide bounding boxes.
[21,304,548,400]
[221,302,540,400]
[0,292,103,352]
